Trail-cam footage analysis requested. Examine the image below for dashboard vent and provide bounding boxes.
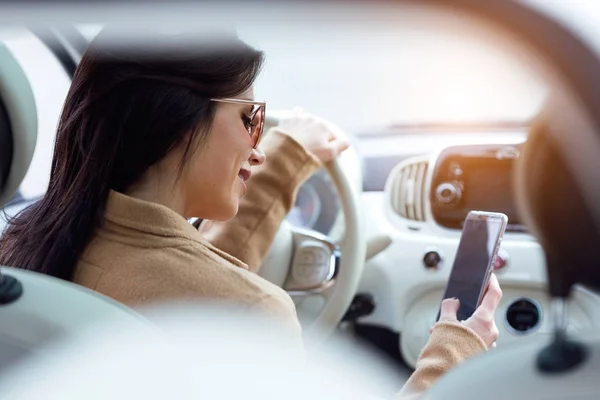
[387,156,429,222]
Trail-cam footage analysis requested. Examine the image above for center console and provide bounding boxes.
[430,144,526,232]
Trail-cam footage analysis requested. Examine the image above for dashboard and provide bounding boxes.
[286,128,530,236]
[288,126,600,369]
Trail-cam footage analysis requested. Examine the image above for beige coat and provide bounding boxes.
[73,129,486,397]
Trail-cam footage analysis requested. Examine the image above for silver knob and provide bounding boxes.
[435,182,461,204]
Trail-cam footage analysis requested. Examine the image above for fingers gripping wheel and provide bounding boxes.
[260,114,366,346]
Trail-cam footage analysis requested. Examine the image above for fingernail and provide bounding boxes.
[452,297,458,300]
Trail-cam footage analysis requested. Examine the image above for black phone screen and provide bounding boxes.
[437,216,504,321]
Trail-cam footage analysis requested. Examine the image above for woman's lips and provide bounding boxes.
[238,169,251,182]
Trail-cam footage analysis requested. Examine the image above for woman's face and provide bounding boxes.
[181,87,266,220]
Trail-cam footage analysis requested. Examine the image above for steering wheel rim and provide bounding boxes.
[260,113,366,345]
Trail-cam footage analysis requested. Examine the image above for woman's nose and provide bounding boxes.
[249,147,266,166]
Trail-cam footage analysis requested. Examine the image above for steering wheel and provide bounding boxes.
[258,113,366,345]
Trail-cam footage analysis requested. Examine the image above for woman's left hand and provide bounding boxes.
[276,108,350,163]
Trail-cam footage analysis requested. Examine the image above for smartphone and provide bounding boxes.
[436,211,508,322]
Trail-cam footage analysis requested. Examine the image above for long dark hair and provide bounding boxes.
[0,26,264,279]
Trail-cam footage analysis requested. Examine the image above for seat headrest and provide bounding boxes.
[0,41,37,208]
[515,113,600,296]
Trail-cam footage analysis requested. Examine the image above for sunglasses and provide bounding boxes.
[211,98,266,149]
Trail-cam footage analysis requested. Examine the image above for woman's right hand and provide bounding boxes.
[438,273,502,348]
[276,108,350,163]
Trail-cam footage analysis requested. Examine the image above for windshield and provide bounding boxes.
[238,19,546,132]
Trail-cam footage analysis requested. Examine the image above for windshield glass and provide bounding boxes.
[238,19,546,132]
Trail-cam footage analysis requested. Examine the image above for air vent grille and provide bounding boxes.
[388,157,429,222]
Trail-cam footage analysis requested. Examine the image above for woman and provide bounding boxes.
[0,27,500,397]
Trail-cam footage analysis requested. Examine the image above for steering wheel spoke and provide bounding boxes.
[284,228,340,297]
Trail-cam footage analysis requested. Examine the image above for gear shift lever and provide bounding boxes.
[536,297,587,373]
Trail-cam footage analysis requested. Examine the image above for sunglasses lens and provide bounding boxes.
[251,105,265,148]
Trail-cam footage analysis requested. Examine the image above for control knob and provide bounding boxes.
[423,248,444,270]
[435,182,462,205]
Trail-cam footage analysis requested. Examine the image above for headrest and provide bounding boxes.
[515,110,600,296]
[0,41,37,208]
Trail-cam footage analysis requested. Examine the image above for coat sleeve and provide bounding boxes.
[395,321,487,399]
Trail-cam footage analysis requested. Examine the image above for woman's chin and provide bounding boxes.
[191,192,241,222]
[209,200,240,222]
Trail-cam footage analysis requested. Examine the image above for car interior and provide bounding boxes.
[0,0,600,398]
